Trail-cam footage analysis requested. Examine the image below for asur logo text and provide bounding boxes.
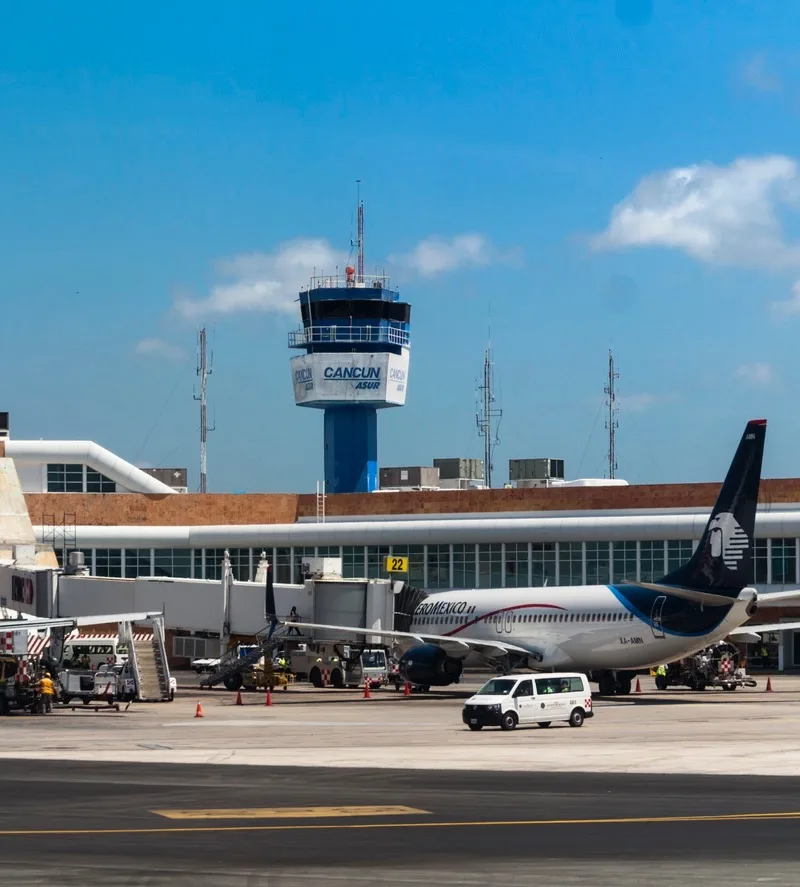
[707,512,749,570]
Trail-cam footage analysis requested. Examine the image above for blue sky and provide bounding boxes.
[4,1,800,491]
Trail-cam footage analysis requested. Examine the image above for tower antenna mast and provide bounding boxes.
[356,179,364,283]
[604,349,619,479]
[476,322,502,488]
[193,327,215,493]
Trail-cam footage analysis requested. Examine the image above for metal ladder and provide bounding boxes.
[121,617,172,702]
[200,625,290,689]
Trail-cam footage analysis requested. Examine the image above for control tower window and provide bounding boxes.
[301,300,411,324]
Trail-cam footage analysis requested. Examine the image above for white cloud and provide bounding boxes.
[618,393,658,413]
[771,280,800,316]
[175,238,346,319]
[741,52,782,92]
[735,362,773,385]
[391,234,502,277]
[592,155,800,269]
[134,338,185,361]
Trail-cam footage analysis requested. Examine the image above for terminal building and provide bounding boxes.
[3,424,800,669]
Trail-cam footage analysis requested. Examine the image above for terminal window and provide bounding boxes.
[47,463,84,492]
[771,538,797,584]
[452,545,476,588]
[585,542,611,585]
[504,543,529,588]
[754,539,768,584]
[86,468,116,493]
[558,542,583,586]
[639,541,666,582]
[478,544,502,588]
[531,543,556,587]
[612,542,637,583]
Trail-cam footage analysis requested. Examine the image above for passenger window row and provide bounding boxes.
[415,610,634,627]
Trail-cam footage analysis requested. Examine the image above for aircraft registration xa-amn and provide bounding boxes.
[288,419,800,695]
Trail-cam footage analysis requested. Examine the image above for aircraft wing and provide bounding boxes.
[635,582,744,607]
[756,589,800,604]
[730,621,800,638]
[285,621,532,659]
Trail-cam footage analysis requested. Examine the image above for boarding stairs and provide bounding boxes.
[200,624,291,690]
[122,617,173,702]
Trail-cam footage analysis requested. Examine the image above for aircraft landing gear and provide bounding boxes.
[595,670,636,697]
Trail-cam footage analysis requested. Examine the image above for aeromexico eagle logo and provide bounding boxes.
[707,512,749,570]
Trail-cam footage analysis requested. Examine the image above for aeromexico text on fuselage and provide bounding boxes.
[414,600,476,617]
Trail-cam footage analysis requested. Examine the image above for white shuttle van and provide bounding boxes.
[462,673,593,731]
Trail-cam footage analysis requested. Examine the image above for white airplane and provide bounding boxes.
[288,419,800,695]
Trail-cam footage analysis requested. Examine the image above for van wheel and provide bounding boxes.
[538,721,551,728]
[568,708,585,728]
[468,723,483,731]
[500,711,518,731]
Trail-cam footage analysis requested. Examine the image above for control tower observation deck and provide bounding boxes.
[288,265,411,494]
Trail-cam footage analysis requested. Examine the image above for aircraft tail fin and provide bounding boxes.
[657,419,766,596]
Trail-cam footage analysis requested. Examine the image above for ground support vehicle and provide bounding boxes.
[463,673,594,731]
[361,647,391,689]
[290,642,365,689]
[654,642,757,692]
[191,657,221,674]
[0,655,37,714]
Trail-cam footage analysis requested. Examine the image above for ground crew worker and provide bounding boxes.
[37,672,55,714]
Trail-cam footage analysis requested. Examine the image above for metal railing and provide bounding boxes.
[305,273,390,290]
[288,325,410,348]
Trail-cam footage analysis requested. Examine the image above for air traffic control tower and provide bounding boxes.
[288,202,411,494]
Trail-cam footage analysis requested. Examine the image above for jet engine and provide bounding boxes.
[399,644,463,687]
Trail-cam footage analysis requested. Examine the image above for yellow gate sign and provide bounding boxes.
[385,556,409,573]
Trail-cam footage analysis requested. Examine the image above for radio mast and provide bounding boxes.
[604,349,619,479]
[193,327,214,493]
[476,338,502,488]
[355,180,364,283]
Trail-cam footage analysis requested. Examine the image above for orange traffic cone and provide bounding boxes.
[363,679,372,699]
[236,689,243,706]
[404,681,411,697]
[195,701,204,718]
[766,676,773,692]
[265,687,273,707]
[635,678,642,693]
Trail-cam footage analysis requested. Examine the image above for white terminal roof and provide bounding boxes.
[6,440,176,495]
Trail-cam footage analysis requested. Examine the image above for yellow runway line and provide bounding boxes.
[1,809,800,837]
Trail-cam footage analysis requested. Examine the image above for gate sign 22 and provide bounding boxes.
[385,556,409,573]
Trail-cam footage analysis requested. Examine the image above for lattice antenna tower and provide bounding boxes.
[349,179,365,283]
[476,325,502,488]
[193,327,215,493]
[604,349,619,479]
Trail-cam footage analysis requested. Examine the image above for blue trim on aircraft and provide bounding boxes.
[608,584,731,638]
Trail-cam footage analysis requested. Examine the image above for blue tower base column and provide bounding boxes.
[324,406,378,494]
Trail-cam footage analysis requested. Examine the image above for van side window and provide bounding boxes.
[513,679,533,698]
[568,677,584,692]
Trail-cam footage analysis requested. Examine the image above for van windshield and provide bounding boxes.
[362,651,385,668]
[476,678,517,696]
